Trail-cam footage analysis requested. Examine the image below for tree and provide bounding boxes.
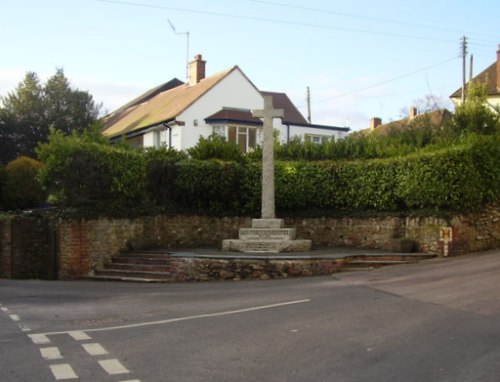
[449,81,500,135]
[0,69,101,164]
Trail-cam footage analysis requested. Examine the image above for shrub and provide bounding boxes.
[173,160,245,215]
[188,135,244,162]
[0,164,5,209]
[3,156,44,209]
[144,147,187,208]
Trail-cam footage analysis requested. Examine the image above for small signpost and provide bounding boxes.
[439,227,453,257]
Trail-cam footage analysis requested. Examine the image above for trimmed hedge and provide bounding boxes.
[36,134,499,216]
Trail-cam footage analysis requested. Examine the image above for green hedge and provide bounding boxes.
[36,134,499,216]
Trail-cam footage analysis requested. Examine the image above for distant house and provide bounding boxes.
[450,45,500,109]
[359,107,452,136]
[101,54,349,152]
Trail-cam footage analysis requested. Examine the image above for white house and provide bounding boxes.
[450,45,500,109]
[102,54,349,152]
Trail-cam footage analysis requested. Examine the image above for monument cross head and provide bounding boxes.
[252,95,284,220]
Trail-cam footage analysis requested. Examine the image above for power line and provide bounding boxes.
[297,56,458,107]
[246,0,500,43]
[94,0,460,44]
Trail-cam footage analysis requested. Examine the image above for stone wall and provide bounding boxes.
[0,204,499,280]
[0,216,57,279]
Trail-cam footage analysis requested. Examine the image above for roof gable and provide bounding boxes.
[260,91,308,124]
[450,61,499,98]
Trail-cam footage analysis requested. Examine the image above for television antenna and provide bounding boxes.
[168,19,189,80]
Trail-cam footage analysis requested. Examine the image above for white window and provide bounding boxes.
[213,125,225,137]
[228,125,257,153]
[305,134,330,144]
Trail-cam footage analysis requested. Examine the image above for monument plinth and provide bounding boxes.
[222,96,312,253]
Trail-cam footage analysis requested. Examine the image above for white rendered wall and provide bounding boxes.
[177,69,263,150]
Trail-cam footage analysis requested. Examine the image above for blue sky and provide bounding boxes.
[1,0,499,130]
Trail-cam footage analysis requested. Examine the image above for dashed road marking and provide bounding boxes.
[49,363,78,380]
[82,342,109,356]
[68,330,91,341]
[119,380,142,382]
[40,346,63,360]
[19,324,31,332]
[99,359,130,375]
[28,333,51,345]
[9,314,20,322]
[1,307,9,312]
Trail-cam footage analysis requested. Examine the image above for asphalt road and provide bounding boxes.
[1,249,500,382]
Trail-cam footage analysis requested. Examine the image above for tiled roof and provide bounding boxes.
[450,61,499,98]
[102,67,237,138]
[360,109,453,136]
[261,91,308,124]
[205,108,263,126]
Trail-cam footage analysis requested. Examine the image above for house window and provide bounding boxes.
[228,125,257,153]
[154,129,169,148]
[305,134,330,144]
[213,125,225,137]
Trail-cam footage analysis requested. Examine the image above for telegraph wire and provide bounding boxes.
[94,0,461,44]
[246,0,499,43]
[296,56,458,107]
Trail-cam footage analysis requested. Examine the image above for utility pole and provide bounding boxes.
[306,86,312,123]
[469,54,474,81]
[461,36,468,103]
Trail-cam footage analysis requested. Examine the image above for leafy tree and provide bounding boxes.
[0,69,101,164]
[448,81,500,135]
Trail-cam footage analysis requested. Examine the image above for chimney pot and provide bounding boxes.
[409,107,418,119]
[188,54,206,86]
[370,117,382,129]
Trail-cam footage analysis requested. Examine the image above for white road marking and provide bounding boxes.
[19,324,31,332]
[40,346,63,360]
[99,359,130,375]
[40,299,311,335]
[1,307,9,312]
[9,314,20,322]
[82,342,109,356]
[28,333,51,344]
[119,380,142,382]
[49,364,78,380]
[68,330,91,341]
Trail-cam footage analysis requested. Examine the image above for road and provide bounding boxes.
[1,249,500,382]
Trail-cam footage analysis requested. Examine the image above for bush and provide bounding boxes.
[37,128,147,209]
[2,156,44,209]
[173,160,245,215]
[0,164,5,209]
[188,135,244,162]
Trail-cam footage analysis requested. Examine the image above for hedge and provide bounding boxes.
[36,135,499,216]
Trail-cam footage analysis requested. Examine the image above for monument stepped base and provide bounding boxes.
[222,219,312,253]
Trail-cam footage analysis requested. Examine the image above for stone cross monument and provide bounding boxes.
[221,96,312,253]
[252,95,283,220]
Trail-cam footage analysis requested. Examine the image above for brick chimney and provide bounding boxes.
[409,107,418,119]
[188,54,206,86]
[497,44,500,91]
[370,117,382,129]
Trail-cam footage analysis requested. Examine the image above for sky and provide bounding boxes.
[1,0,499,131]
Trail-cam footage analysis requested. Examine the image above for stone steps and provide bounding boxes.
[87,251,174,282]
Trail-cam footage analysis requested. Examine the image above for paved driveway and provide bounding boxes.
[1,249,499,382]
